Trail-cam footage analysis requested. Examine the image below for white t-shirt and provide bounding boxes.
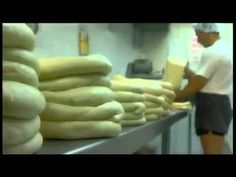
[196,39,233,95]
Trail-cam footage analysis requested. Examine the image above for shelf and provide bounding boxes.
[37,110,188,154]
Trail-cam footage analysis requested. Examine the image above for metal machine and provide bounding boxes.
[126,59,163,80]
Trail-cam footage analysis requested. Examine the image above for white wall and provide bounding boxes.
[218,23,233,53]
[84,23,135,78]
[133,30,169,71]
[34,23,136,78]
[218,23,233,153]
[34,23,78,57]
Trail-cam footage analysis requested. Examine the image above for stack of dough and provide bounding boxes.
[112,75,175,121]
[39,55,124,139]
[171,101,192,110]
[3,23,45,154]
[111,80,146,126]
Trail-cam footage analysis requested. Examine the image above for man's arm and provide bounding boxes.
[184,63,195,80]
[174,75,208,101]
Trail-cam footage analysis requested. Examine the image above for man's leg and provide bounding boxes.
[200,132,224,154]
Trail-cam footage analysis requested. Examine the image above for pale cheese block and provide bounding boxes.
[171,101,192,110]
[121,102,146,114]
[110,80,143,93]
[3,116,40,146]
[40,101,124,121]
[3,48,40,74]
[121,117,146,126]
[3,61,39,87]
[3,81,46,119]
[113,91,145,103]
[3,23,35,51]
[39,75,111,91]
[38,54,112,80]
[162,59,186,89]
[3,132,43,154]
[42,86,114,106]
[41,121,121,139]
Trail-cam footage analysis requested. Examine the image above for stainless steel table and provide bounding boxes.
[37,110,188,154]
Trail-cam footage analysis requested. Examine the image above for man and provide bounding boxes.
[175,23,233,154]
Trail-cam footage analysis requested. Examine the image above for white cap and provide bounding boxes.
[193,23,220,33]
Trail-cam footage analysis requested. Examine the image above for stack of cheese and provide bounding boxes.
[112,75,175,121]
[162,58,186,90]
[162,58,192,110]
[111,80,146,126]
[38,55,124,139]
[3,23,46,154]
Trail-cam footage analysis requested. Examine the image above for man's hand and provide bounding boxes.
[174,89,184,102]
[174,75,208,101]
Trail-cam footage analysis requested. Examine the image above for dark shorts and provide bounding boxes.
[195,92,232,136]
[196,128,225,136]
